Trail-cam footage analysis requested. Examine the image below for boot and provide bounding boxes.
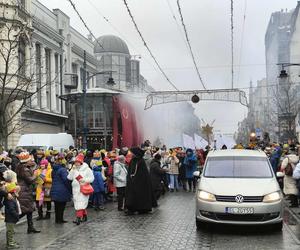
[27,220,41,234]
[44,211,51,220]
[36,210,43,221]
[82,215,87,222]
[6,225,19,249]
[73,217,81,226]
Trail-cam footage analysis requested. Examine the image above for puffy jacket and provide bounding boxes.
[4,197,19,224]
[50,164,72,202]
[168,156,179,175]
[92,166,105,193]
[184,149,197,179]
[281,154,299,195]
[113,161,127,188]
[34,164,52,201]
[15,162,36,214]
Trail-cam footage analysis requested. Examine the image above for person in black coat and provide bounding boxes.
[150,154,168,201]
[125,147,153,215]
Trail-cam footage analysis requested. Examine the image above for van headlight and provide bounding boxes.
[263,192,282,203]
[198,191,216,202]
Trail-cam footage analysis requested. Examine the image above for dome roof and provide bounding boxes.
[94,35,130,55]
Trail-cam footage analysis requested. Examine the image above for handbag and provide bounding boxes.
[80,183,94,196]
[285,163,294,176]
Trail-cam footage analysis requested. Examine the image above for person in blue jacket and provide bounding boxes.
[91,163,105,211]
[184,148,197,192]
[50,155,72,224]
[270,146,282,174]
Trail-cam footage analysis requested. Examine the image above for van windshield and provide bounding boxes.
[204,156,273,178]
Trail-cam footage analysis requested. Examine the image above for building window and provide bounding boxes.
[18,38,26,77]
[96,54,129,89]
[35,43,41,107]
[45,49,51,110]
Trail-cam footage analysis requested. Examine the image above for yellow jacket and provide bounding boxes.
[35,164,52,201]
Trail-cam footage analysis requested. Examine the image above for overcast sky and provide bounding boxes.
[39,0,297,134]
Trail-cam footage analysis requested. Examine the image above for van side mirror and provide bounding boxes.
[276,172,284,178]
[193,171,201,178]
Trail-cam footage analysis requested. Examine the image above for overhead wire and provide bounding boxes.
[176,0,206,90]
[237,0,247,86]
[165,0,190,52]
[122,0,179,91]
[86,0,160,76]
[231,0,234,89]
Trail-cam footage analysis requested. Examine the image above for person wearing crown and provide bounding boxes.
[15,152,41,234]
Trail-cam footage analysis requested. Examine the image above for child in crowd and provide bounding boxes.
[92,161,105,211]
[3,170,21,249]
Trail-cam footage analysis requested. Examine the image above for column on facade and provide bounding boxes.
[57,53,61,113]
[40,45,47,109]
[30,42,38,107]
[50,51,57,112]
[76,63,81,93]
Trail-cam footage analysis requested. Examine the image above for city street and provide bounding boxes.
[0,192,299,250]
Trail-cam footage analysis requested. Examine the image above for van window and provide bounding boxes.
[204,156,273,178]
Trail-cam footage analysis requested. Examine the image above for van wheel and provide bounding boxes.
[196,219,206,230]
[273,221,283,232]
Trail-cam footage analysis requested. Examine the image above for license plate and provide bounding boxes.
[225,207,254,214]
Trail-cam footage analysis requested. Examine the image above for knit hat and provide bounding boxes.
[75,153,84,164]
[6,182,17,193]
[40,159,49,167]
[95,160,103,166]
[56,153,65,160]
[18,152,32,163]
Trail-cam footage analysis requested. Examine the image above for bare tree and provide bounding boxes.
[0,3,60,148]
[269,80,298,142]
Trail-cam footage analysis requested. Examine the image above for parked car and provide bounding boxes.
[17,133,74,152]
[194,149,283,231]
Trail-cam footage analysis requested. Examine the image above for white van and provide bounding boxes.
[17,133,74,152]
[194,149,283,231]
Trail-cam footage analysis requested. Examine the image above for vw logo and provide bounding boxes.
[235,195,244,203]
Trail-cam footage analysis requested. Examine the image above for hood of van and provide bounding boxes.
[199,177,279,196]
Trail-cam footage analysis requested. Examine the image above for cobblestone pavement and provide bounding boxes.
[0,192,299,250]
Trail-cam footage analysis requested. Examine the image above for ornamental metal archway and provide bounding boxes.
[144,88,248,110]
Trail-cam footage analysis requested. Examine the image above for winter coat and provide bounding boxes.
[113,161,127,188]
[50,164,72,202]
[184,150,197,179]
[4,196,20,224]
[281,154,299,195]
[150,159,166,192]
[67,163,94,210]
[143,154,152,172]
[125,157,153,212]
[270,147,282,173]
[168,156,179,175]
[293,162,300,180]
[92,166,105,193]
[34,164,52,202]
[103,157,116,193]
[15,162,36,214]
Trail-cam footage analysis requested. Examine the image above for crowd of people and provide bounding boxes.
[0,143,208,249]
[1,139,300,249]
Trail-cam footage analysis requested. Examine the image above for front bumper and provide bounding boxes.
[196,199,283,225]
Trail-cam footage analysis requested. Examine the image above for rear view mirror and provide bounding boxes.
[276,172,284,178]
[193,171,201,178]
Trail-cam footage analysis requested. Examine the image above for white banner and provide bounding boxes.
[194,134,208,149]
[182,134,195,149]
